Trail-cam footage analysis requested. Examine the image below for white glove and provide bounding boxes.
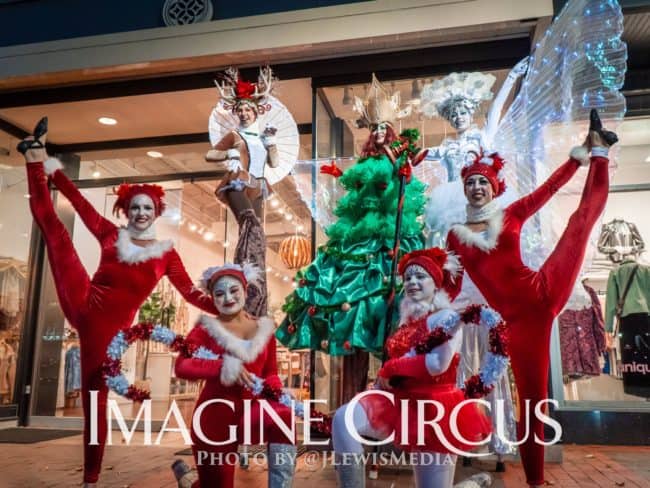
[227,159,243,172]
[262,135,277,147]
[227,148,241,160]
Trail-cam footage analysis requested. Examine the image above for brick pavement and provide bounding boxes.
[0,431,648,487]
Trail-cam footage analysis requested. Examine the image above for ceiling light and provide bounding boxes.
[271,199,280,208]
[98,117,117,126]
[223,241,230,247]
[92,170,101,178]
[147,151,163,158]
[197,228,205,235]
[285,214,293,221]
[266,266,272,272]
[203,231,215,241]
[645,156,650,163]
[278,209,285,215]
[23,194,30,198]
[283,276,289,282]
[291,282,297,288]
[297,224,305,232]
[188,223,198,232]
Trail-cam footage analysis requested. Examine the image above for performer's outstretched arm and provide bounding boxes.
[47,161,115,241]
[174,326,223,380]
[166,250,218,315]
[484,57,529,145]
[508,156,582,221]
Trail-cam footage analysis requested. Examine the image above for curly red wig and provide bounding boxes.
[360,123,399,158]
[112,183,166,218]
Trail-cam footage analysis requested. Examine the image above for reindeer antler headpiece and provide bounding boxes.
[214,66,275,114]
[354,74,411,128]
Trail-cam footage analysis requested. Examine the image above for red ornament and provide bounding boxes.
[299,279,307,287]
[387,249,395,258]
[308,306,317,316]
[377,182,388,191]
[288,324,297,334]
[343,340,352,350]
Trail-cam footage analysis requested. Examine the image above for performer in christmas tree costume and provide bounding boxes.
[18,118,217,487]
[446,110,617,487]
[276,75,426,361]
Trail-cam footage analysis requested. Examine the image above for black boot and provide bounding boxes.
[589,109,618,146]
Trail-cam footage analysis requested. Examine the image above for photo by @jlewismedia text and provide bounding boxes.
[88,390,562,457]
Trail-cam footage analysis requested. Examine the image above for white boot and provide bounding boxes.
[454,472,493,488]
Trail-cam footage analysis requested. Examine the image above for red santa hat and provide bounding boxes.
[461,151,507,197]
[398,248,463,301]
[113,183,166,218]
[200,263,262,292]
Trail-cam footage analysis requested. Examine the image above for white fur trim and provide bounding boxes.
[569,146,590,166]
[432,290,452,310]
[199,262,263,292]
[443,252,462,278]
[450,210,503,252]
[220,354,243,386]
[115,227,173,264]
[199,315,275,363]
[43,157,63,175]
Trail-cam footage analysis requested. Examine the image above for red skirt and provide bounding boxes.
[360,383,492,454]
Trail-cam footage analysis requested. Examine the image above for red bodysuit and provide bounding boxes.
[175,315,294,488]
[26,161,216,484]
[447,155,609,485]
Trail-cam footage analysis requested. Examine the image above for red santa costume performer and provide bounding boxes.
[331,248,492,488]
[446,110,617,487]
[174,263,296,488]
[18,117,217,487]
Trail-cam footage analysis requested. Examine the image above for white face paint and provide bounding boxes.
[403,264,437,305]
[127,194,156,232]
[212,275,246,316]
[464,174,494,208]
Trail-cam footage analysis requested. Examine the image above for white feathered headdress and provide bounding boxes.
[419,72,496,121]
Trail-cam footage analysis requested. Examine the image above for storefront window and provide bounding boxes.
[0,164,32,412]
[551,116,650,408]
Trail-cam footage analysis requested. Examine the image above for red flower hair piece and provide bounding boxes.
[113,183,166,218]
[461,151,507,197]
[398,247,463,301]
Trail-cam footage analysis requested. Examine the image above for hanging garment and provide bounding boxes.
[0,262,27,318]
[558,284,606,377]
[605,260,650,333]
[0,341,16,397]
[64,345,82,394]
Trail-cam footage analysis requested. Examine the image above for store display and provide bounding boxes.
[331,248,498,488]
[598,219,645,263]
[276,74,427,357]
[559,281,607,379]
[605,259,650,397]
[20,117,217,486]
[173,263,296,488]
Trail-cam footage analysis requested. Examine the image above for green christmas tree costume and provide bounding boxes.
[276,148,426,356]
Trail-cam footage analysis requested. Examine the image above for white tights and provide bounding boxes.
[332,400,457,488]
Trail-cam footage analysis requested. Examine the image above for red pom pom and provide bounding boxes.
[464,375,494,399]
[308,306,317,316]
[287,324,296,334]
[460,304,483,325]
[102,358,122,378]
[126,385,151,402]
[489,322,509,357]
[414,327,452,354]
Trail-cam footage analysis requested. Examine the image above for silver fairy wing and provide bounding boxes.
[492,0,627,269]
